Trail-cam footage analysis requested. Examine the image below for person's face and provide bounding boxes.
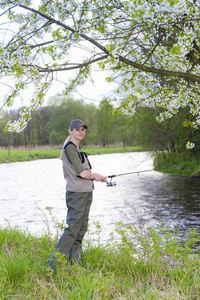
[69,126,86,141]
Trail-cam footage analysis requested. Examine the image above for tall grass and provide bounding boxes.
[0,213,200,299]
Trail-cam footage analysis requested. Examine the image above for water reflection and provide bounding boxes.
[0,152,200,242]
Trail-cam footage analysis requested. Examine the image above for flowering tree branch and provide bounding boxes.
[0,0,200,135]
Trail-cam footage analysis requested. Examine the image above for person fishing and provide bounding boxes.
[47,119,107,269]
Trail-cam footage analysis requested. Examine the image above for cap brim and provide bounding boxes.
[74,124,88,129]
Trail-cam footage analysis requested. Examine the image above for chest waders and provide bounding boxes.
[47,142,93,270]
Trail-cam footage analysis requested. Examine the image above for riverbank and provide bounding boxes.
[154,151,200,177]
[1,222,199,299]
[0,147,199,177]
[0,146,142,164]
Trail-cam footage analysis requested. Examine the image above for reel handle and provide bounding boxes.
[105,176,117,187]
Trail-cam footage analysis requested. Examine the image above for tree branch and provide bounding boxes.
[17,3,200,84]
[18,4,110,55]
[29,54,108,72]
[118,56,200,83]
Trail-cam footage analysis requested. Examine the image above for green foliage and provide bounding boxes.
[47,96,87,145]
[154,151,200,177]
[0,219,200,299]
[113,114,136,147]
[132,106,200,161]
[49,129,62,146]
[96,99,114,146]
[0,96,139,148]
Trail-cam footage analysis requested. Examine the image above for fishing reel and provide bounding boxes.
[106,176,116,187]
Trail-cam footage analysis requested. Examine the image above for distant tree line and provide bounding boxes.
[0,96,135,148]
[0,95,199,161]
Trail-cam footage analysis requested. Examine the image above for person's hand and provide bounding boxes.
[93,173,108,183]
[79,170,108,182]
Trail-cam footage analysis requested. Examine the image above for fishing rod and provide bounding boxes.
[105,169,155,187]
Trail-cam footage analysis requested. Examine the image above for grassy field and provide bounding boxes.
[0,146,143,164]
[1,218,200,299]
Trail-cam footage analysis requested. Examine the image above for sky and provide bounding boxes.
[44,66,117,106]
[0,65,116,110]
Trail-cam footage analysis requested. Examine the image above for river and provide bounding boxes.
[0,152,200,242]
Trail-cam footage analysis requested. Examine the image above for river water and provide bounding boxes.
[0,152,200,242]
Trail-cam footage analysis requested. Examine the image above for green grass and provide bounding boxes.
[0,149,60,163]
[0,146,143,164]
[0,216,200,299]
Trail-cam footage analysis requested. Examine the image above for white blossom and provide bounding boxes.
[186,141,195,149]
[0,0,200,132]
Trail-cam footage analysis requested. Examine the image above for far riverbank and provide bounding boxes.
[0,146,143,164]
[0,146,199,177]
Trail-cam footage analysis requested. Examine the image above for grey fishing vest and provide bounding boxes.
[62,141,94,192]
